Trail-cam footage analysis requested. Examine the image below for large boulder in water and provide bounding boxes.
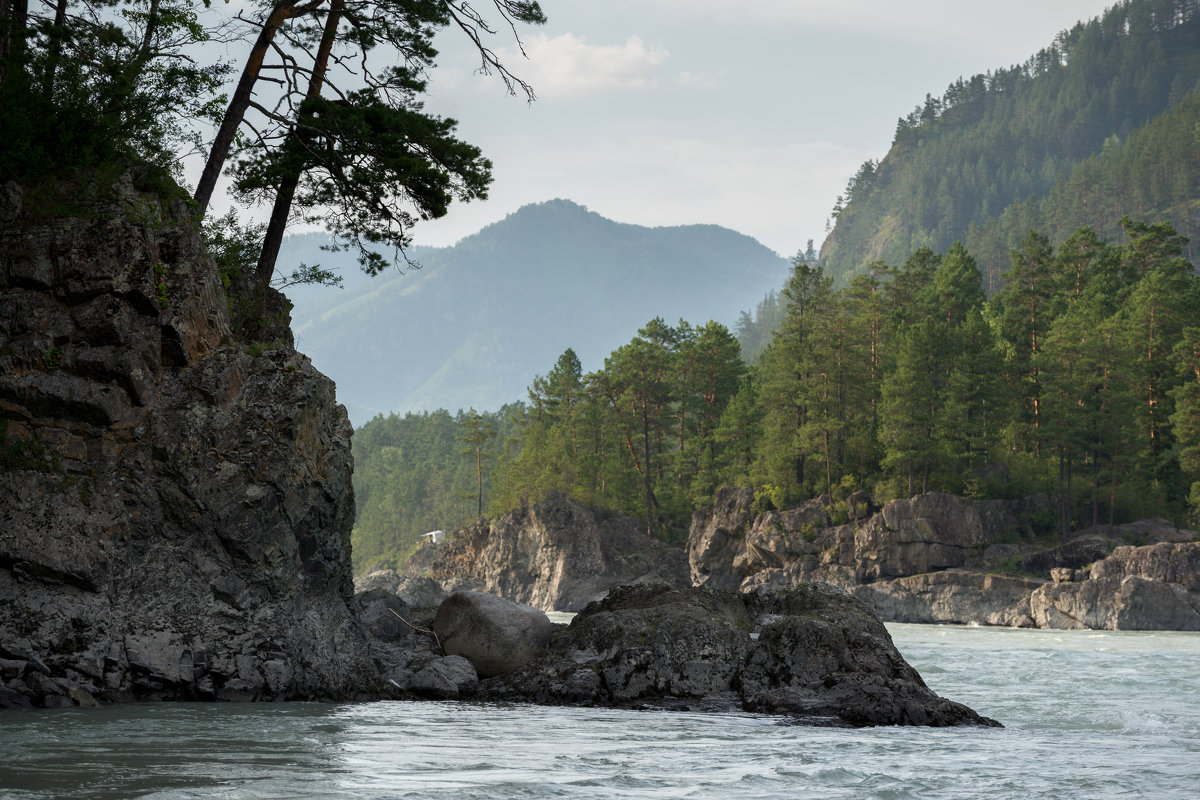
[433,591,552,677]
[479,582,999,727]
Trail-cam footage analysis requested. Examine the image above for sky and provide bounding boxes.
[378,0,1119,259]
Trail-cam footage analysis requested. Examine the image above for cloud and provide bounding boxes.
[503,33,669,98]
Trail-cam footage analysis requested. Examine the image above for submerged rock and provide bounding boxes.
[477,583,999,728]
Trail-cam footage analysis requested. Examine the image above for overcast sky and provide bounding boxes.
[380,0,1115,258]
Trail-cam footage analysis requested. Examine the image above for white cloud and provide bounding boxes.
[503,33,669,98]
[674,70,719,90]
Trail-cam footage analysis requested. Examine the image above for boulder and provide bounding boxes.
[478,583,999,728]
[353,589,443,692]
[408,656,478,699]
[1090,541,1200,590]
[356,570,448,608]
[1029,542,1200,630]
[433,591,552,678]
[430,491,688,611]
[1030,576,1200,630]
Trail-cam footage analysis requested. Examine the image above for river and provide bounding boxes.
[1,624,1197,799]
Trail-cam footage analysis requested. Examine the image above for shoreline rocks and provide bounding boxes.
[433,590,552,677]
[474,583,999,727]
[685,489,1199,632]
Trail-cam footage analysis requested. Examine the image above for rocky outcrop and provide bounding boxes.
[0,173,378,708]
[356,569,448,608]
[688,490,1199,631]
[848,571,1043,627]
[477,583,999,727]
[689,490,1053,593]
[1029,542,1200,630]
[429,491,689,611]
[354,589,479,699]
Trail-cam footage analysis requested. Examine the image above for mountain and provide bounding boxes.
[820,0,1200,288]
[281,200,791,424]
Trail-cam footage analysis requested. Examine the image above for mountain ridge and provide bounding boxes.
[283,199,791,424]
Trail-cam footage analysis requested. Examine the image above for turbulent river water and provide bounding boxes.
[2,624,1198,800]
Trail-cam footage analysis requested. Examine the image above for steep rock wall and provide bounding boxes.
[0,175,377,708]
[429,492,689,611]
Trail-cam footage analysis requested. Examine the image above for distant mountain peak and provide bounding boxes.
[286,203,791,423]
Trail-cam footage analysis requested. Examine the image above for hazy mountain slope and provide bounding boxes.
[820,0,1200,286]
[283,199,791,424]
[963,87,1200,282]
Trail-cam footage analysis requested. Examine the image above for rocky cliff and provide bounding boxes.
[688,488,1200,631]
[428,492,689,611]
[0,173,378,708]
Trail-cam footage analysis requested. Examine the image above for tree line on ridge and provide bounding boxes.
[352,218,1200,570]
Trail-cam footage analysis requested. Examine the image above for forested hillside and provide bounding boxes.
[355,222,1200,572]
[963,88,1200,284]
[349,0,1200,573]
[284,200,790,423]
[822,0,1200,288]
[351,406,521,573]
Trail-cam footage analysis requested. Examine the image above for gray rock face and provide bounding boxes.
[429,491,689,611]
[849,571,1043,627]
[1015,536,1115,575]
[433,591,552,678]
[0,174,377,708]
[686,487,759,591]
[1029,543,1200,630]
[687,490,1199,630]
[354,589,450,695]
[356,569,448,608]
[409,656,479,699]
[479,583,999,727]
[689,491,1054,593]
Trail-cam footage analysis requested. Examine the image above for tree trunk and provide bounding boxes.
[193,0,324,217]
[641,399,654,538]
[475,445,483,517]
[0,0,29,90]
[38,0,67,97]
[255,0,344,286]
